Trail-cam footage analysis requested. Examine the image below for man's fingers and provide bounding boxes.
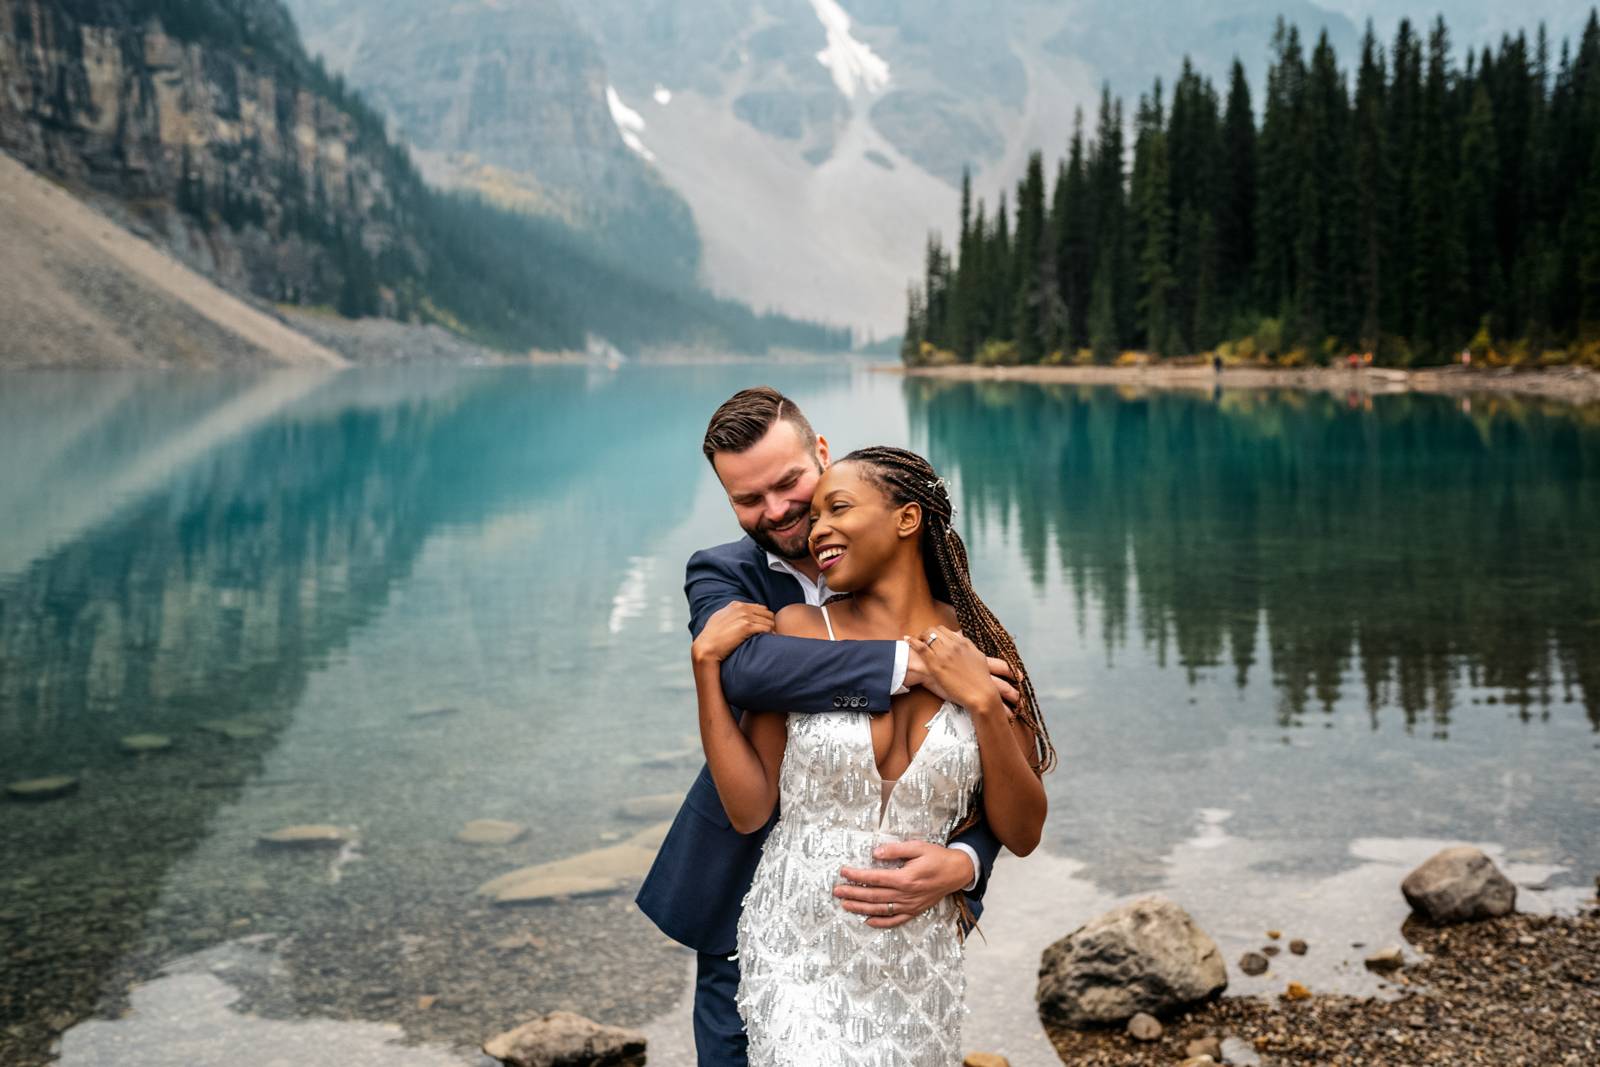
[985,656,1015,679]
[837,864,913,888]
[832,883,900,905]
[864,913,914,929]
[868,839,932,861]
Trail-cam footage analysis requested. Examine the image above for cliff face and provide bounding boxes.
[284,0,699,277]
[0,0,417,311]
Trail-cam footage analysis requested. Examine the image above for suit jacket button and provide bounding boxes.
[832,696,844,708]
[854,696,867,708]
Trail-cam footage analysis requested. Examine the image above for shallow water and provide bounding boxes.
[1,363,1596,1065]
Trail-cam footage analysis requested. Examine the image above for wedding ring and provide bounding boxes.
[887,902,896,915]
[925,631,939,645]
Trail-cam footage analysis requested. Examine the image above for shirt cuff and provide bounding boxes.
[949,842,980,893]
[890,640,909,696]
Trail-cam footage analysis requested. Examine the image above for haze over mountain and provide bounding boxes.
[288,0,1599,337]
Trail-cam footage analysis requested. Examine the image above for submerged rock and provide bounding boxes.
[616,793,680,820]
[1238,951,1269,976]
[482,1010,646,1066]
[6,775,79,801]
[476,822,669,905]
[1401,845,1516,923]
[257,825,347,849]
[198,719,267,741]
[119,734,173,754]
[456,819,528,846]
[1036,895,1227,1028]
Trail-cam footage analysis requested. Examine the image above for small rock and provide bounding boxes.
[257,825,347,849]
[456,820,528,846]
[408,706,460,720]
[489,875,622,905]
[1265,929,1281,939]
[120,734,173,754]
[1185,1036,1222,1060]
[1126,1012,1162,1041]
[1260,944,1280,957]
[1515,934,1536,947]
[1220,1035,1263,1066]
[1401,845,1516,923]
[1364,945,1405,971]
[417,995,437,1011]
[1283,980,1311,1000]
[1238,951,1269,976]
[6,776,79,801]
[1288,938,1307,955]
[1036,895,1227,1028]
[198,719,267,741]
[962,1054,1009,1067]
[1178,1058,1216,1067]
[616,794,681,821]
[482,1010,646,1067]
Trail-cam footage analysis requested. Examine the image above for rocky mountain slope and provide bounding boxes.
[0,0,844,358]
[0,150,342,368]
[284,0,699,278]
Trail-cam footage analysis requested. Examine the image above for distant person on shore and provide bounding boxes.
[636,388,1032,1066]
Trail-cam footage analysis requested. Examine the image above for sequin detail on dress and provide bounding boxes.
[734,610,982,1066]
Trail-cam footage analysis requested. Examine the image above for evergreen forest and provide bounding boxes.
[903,10,1600,368]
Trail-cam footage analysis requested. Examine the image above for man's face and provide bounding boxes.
[711,420,830,560]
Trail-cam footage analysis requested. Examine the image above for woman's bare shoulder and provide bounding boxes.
[775,603,828,637]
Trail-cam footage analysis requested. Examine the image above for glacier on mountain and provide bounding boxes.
[606,85,655,160]
[809,0,889,99]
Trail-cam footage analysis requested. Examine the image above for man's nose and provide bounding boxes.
[765,496,792,522]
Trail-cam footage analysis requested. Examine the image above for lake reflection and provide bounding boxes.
[1,365,1596,1066]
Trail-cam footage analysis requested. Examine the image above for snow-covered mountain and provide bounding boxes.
[286,0,1599,338]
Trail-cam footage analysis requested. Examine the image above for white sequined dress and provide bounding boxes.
[735,606,983,1066]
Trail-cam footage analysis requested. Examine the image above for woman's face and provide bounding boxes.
[806,462,916,593]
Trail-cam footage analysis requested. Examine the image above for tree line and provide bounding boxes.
[904,10,1600,368]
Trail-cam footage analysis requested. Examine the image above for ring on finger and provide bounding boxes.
[886,902,896,916]
[925,631,939,645]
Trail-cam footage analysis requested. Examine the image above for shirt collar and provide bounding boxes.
[765,550,830,604]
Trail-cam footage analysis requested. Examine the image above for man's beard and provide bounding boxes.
[746,501,812,560]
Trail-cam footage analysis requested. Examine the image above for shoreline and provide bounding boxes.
[1044,908,1600,1066]
[888,361,1600,405]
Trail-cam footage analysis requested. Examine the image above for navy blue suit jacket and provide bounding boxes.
[635,535,1002,955]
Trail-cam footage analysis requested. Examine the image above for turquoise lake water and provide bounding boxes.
[1,363,1596,1066]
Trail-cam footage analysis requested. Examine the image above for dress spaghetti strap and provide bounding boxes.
[820,604,836,641]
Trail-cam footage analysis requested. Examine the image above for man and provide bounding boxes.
[636,387,1017,1066]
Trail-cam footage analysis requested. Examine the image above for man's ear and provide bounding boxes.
[896,501,923,540]
[815,433,830,470]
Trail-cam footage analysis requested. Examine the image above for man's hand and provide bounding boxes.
[691,601,774,667]
[833,841,976,928]
[905,647,1019,710]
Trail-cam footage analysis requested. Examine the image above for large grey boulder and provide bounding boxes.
[1036,895,1227,1028]
[482,1011,646,1067]
[1401,846,1516,923]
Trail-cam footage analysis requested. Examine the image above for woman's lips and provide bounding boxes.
[816,547,846,571]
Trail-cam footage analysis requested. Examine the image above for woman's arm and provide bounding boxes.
[908,627,1046,856]
[689,603,805,833]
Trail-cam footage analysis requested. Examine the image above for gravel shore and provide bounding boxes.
[894,362,1600,406]
[1044,908,1600,1066]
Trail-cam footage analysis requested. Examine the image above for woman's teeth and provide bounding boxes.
[817,546,845,567]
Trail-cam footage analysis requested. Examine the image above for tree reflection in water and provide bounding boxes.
[905,379,1600,735]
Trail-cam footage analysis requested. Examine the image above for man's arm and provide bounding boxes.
[686,549,897,714]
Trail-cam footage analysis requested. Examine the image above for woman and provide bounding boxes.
[691,446,1055,1066]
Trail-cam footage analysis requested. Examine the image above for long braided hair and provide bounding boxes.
[839,446,1057,781]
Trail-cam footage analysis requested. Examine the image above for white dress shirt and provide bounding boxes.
[764,552,980,893]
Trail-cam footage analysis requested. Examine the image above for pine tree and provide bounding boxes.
[1131,83,1177,353]
[1218,60,1257,327]
[1012,152,1050,361]
[1458,81,1502,340]
[1059,111,1093,353]
[1353,23,1388,352]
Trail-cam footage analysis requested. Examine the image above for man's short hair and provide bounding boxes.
[702,386,818,465]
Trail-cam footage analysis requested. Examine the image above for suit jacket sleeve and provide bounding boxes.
[951,818,1001,907]
[685,548,897,714]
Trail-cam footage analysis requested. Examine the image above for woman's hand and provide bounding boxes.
[692,601,775,666]
[906,626,1005,717]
